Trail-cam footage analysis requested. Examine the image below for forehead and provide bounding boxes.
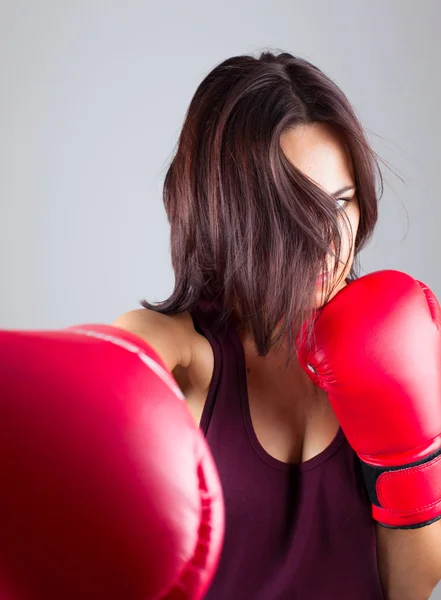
[280,123,354,193]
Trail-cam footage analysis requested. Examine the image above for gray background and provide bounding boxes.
[1,0,440,597]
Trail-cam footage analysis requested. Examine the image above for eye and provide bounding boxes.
[336,197,350,210]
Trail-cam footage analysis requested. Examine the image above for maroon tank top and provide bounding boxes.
[190,298,385,600]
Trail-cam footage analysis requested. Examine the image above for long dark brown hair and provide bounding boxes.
[141,51,382,357]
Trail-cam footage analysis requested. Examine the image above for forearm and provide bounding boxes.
[376,520,441,600]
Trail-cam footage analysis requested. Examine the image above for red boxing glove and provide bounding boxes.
[297,270,441,529]
[0,324,224,599]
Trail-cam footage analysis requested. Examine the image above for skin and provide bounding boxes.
[114,121,441,597]
[235,121,362,465]
[280,123,441,600]
[239,120,361,359]
[152,121,361,465]
[280,121,360,309]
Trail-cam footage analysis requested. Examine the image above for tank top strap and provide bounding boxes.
[190,298,241,435]
[189,297,384,599]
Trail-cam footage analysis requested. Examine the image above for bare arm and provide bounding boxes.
[376,521,441,600]
[112,309,193,373]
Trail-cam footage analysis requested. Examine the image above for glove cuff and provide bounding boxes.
[360,447,441,529]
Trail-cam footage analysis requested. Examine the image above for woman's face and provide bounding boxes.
[280,122,360,308]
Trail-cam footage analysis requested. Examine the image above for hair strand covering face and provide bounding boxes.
[141,51,382,360]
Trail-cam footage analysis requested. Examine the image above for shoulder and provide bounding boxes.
[112,308,197,373]
[113,307,215,415]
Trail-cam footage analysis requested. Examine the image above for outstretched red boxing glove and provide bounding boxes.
[0,324,224,599]
[297,270,441,529]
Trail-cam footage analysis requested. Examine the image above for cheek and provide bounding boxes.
[350,214,360,255]
[341,209,360,258]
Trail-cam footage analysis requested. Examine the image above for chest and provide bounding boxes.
[174,332,340,466]
[244,361,340,464]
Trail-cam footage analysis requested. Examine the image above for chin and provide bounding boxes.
[315,277,349,308]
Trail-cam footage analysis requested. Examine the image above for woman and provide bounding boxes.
[114,50,384,598]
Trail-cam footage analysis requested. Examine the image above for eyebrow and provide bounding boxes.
[332,185,356,197]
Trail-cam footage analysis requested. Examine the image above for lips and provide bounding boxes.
[316,271,331,286]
